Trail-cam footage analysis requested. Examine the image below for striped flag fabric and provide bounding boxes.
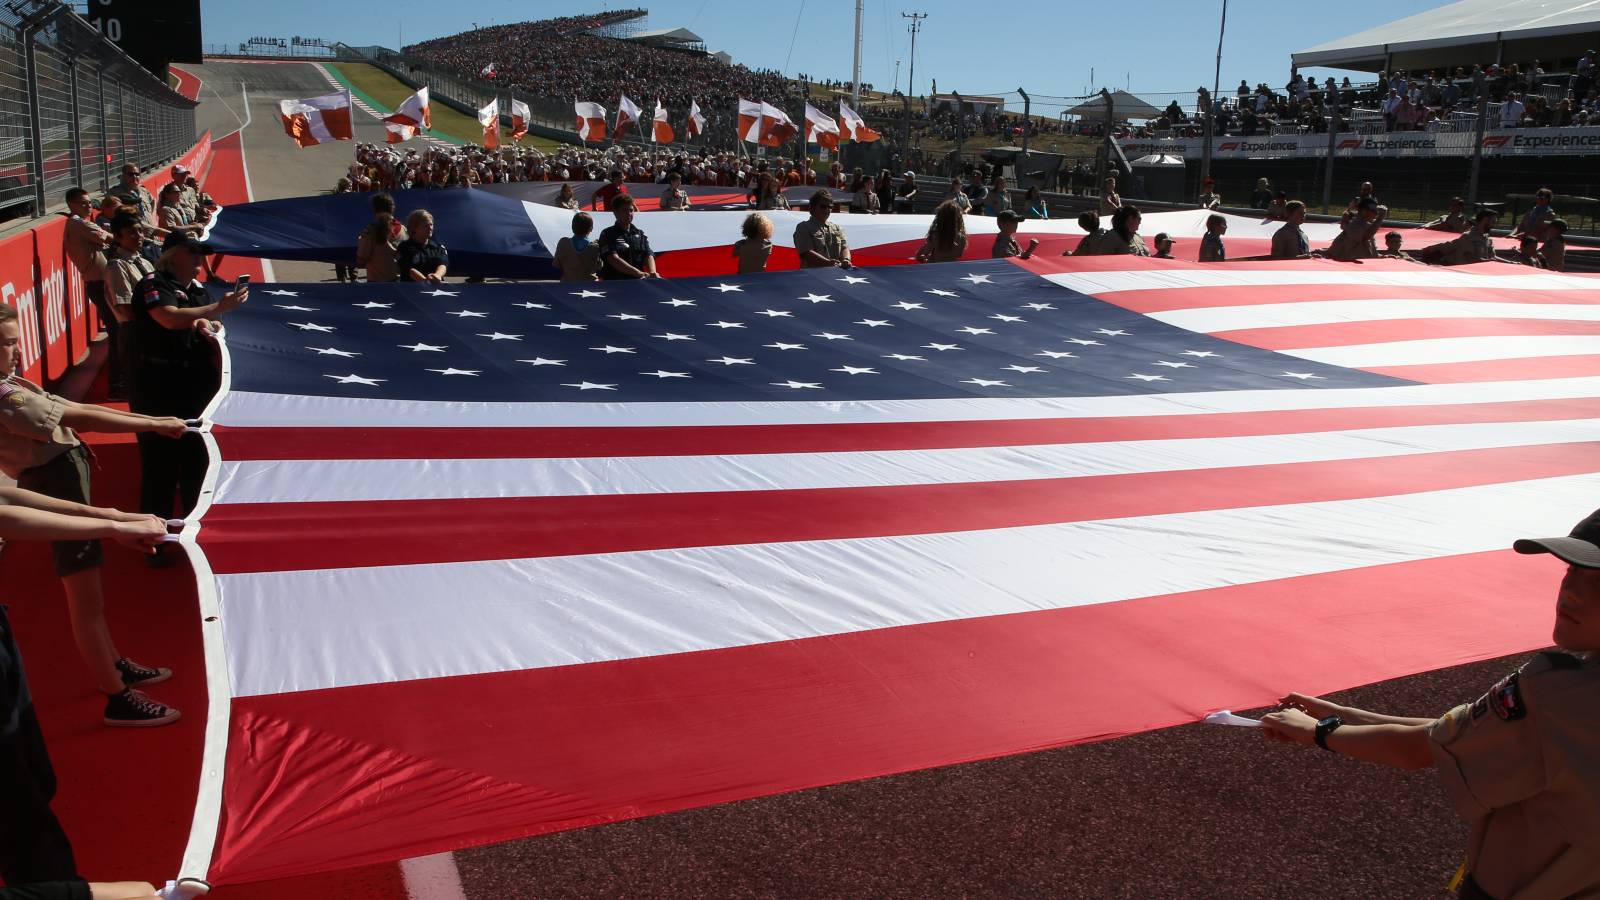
[277,91,353,148]
[687,98,705,139]
[575,100,607,142]
[652,99,674,144]
[177,254,1600,885]
[383,86,431,144]
[476,98,499,150]
[805,101,840,149]
[616,94,642,137]
[509,99,530,142]
[839,99,880,143]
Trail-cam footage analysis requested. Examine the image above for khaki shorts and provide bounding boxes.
[17,445,103,577]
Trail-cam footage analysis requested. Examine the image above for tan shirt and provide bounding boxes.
[1270,224,1309,259]
[106,247,154,309]
[1433,230,1496,266]
[794,218,850,267]
[1430,651,1600,900]
[0,376,79,478]
[660,189,691,211]
[554,237,600,282]
[63,216,109,282]
[356,225,406,283]
[1088,230,1149,256]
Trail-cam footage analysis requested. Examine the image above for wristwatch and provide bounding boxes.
[1314,715,1344,752]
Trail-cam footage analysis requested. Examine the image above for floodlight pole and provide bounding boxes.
[1200,0,1226,190]
[851,0,863,107]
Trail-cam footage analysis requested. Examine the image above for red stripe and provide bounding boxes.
[205,549,1549,884]
[209,397,1600,461]
[1212,317,1600,350]
[1364,354,1600,384]
[197,442,1600,574]
[1094,283,1600,314]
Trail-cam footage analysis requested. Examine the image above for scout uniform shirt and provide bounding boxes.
[0,376,79,479]
[1271,223,1309,259]
[1430,651,1600,899]
[1435,230,1496,266]
[793,218,850,267]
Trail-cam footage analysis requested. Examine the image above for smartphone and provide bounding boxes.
[234,274,250,291]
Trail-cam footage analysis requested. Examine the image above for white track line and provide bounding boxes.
[401,852,469,900]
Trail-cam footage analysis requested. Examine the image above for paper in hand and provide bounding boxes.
[1202,709,1261,728]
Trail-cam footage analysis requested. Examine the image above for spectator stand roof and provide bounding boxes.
[1292,0,1600,72]
[626,26,707,53]
[1063,90,1163,121]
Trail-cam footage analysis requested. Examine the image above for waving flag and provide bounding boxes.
[805,101,840,149]
[383,86,431,144]
[177,255,1600,885]
[277,90,353,147]
[616,94,642,137]
[509,99,530,141]
[652,100,675,144]
[759,101,798,147]
[687,99,705,139]
[480,62,497,78]
[839,100,880,142]
[575,101,607,142]
[477,99,500,150]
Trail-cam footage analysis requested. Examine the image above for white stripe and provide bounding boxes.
[1043,268,1600,296]
[305,109,336,144]
[401,853,468,900]
[218,472,1600,697]
[1153,298,1600,333]
[210,376,1600,429]
[211,418,1600,504]
[1284,335,1600,368]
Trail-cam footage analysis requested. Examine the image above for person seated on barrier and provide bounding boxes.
[555,212,601,282]
[1418,209,1498,266]
[915,200,968,263]
[1424,197,1469,232]
[596,194,658,280]
[733,213,774,274]
[396,210,448,284]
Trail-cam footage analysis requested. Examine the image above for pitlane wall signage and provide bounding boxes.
[1118,127,1600,160]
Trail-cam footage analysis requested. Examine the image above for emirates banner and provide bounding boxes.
[1118,126,1600,161]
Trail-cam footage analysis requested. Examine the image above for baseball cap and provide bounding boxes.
[995,209,1023,223]
[161,231,211,253]
[1514,509,1600,568]
[173,164,189,176]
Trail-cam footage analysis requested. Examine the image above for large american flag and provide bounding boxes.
[182,254,1600,884]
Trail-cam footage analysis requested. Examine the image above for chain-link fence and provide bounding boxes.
[1,1,196,224]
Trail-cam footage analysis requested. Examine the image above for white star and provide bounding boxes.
[652,332,695,341]
[290,321,335,332]
[371,318,413,326]
[662,298,696,307]
[1282,371,1326,380]
[854,318,891,328]
[477,332,523,341]
[323,373,384,385]
[447,309,488,318]
[354,301,392,309]
[1182,350,1221,358]
[423,288,458,297]
[426,367,481,376]
[275,304,317,312]
[591,345,636,354]
[1003,365,1045,374]
[399,342,447,352]
[763,342,807,351]
[837,275,870,285]
[924,288,958,297]
[641,370,691,379]
[988,314,1025,323]
[570,289,606,299]
[755,309,793,318]
[308,346,359,357]
[771,380,823,389]
[891,301,926,311]
[709,283,744,293]
[546,322,587,330]
[882,353,926,361]
[922,342,962,351]
[812,332,853,341]
[707,320,746,329]
[962,378,1009,387]
[708,356,754,366]
[515,301,550,310]
[1067,338,1103,346]
[1022,303,1056,311]
[1095,328,1129,337]
[561,381,617,390]
[798,293,835,304]
[1153,360,1194,369]
[607,313,646,321]
[1036,350,1076,359]
[1126,373,1169,382]
[960,273,994,284]
[517,357,566,366]
[831,365,879,375]
[264,289,299,296]
[956,326,995,336]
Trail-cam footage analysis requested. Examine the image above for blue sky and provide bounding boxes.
[203,0,1446,110]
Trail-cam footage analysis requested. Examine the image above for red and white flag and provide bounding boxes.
[277,91,353,148]
[758,101,798,147]
[839,100,880,143]
[616,94,642,137]
[509,99,530,142]
[574,101,607,142]
[383,86,431,144]
[804,101,840,150]
[480,62,497,79]
[652,100,675,144]
[687,99,705,139]
[477,98,499,150]
[737,98,764,144]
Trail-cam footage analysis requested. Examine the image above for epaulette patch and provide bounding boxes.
[1488,672,1527,721]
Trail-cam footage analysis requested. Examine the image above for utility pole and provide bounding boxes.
[901,11,926,160]
[1200,0,1226,189]
[851,0,863,107]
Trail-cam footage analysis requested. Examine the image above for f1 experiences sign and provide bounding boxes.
[1119,127,1600,160]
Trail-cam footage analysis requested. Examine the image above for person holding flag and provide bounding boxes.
[476,99,499,150]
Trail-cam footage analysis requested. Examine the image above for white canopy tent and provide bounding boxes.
[1293,0,1600,72]
[1063,90,1164,121]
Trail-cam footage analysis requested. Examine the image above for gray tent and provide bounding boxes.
[1064,90,1164,121]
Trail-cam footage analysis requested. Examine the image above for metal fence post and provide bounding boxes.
[1321,94,1338,214]
[22,26,47,213]
[96,70,108,191]
[1467,71,1488,207]
[67,62,82,188]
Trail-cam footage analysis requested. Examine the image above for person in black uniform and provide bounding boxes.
[595,194,658,280]
[131,233,247,531]
[396,209,449,283]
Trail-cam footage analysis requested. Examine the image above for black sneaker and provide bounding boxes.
[116,657,172,687]
[104,689,181,727]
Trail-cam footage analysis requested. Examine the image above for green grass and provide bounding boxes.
[323,62,565,152]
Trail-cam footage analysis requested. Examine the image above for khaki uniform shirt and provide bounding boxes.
[1327,217,1380,261]
[63,216,108,283]
[158,205,190,231]
[107,247,155,310]
[794,219,850,267]
[1435,230,1496,266]
[660,189,691,211]
[1270,224,1309,259]
[1430,651,1600,900]
[0,376,79,478]
[733,238,772,274]
[1089,230,1149,257]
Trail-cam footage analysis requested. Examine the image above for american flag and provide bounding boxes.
[183,255,1600,884]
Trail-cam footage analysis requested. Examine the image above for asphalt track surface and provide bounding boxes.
[172,60,1564,899]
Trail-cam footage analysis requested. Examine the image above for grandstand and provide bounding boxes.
[626,26,708,55]
[1294,0,1600,73]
